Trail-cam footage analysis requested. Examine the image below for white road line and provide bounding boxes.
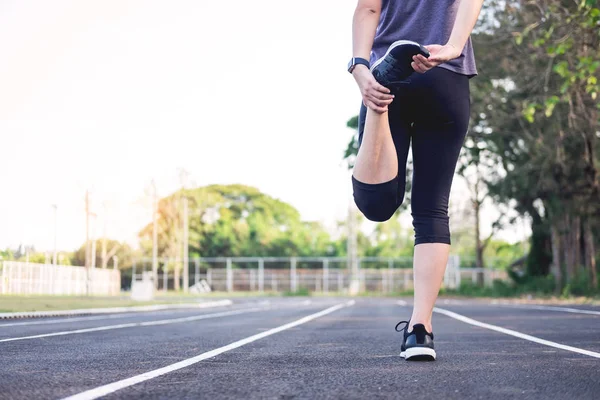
[433,306,600,359]
[0,308,216,328]
[0,301,259,328]
[0,308,266,343]
[396,300,408,306]
[494,304,600,316]
[0,300,233,319]
[61,300,355,400]
[0,314,144,328]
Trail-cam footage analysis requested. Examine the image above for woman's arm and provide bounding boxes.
[352,0,381,61]
[412,0,484,73]
[351,0,394,114]
[447,0,485,51]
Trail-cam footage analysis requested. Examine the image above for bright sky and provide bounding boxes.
[0,0,526,253]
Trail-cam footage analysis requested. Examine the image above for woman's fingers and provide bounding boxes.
[411,60,427,73]
[373,82,391,95]
[368,95,394,107]
[415,54,434,68]
[412,55,435,73]
[366,100,388,114]
[371,90,395,101]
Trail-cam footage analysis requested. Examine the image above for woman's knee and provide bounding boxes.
[352,175,403,222]
[412,214,451,245]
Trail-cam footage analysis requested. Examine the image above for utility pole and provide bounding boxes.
[182,195,189,292]
[52,204,58,265]
[102,202,108,268]
[151,180,158,289]
[84,191,96,295]
[347,202,359,294]
[85,191,90,268]
[91,213,97,268]
[178,169,190,292]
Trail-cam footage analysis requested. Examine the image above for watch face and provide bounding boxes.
[347,58,355,73]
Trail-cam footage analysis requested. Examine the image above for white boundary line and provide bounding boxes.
[0,300,233,319]
[0,307,265,343]
[0,313,154,328]
[61,300,355,400]
[492,303,600,316]
[0,300,272,328]
[433,306,600,359]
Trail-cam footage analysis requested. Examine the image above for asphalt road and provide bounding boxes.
[1,297,599,400]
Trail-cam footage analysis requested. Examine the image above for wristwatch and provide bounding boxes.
[347,57,370,73]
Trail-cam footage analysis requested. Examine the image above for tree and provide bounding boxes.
[72,239,134,269]
[466,0,599,292]
[138,184,339,260]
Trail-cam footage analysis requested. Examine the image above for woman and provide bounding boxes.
[348,0,483,360]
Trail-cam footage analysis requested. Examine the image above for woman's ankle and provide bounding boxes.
[408,319,433,333]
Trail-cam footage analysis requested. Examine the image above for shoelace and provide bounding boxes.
[395,320,410,334]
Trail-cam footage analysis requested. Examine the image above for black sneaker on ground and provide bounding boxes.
[396,320,436,361]
[370,40,430,90]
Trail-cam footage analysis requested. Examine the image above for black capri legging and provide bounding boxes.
[352,67,470,245]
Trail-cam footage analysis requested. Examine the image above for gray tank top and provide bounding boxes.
[371,0,477,77]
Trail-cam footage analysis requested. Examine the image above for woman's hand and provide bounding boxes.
[352,65,395,114]
[411,44,462,74]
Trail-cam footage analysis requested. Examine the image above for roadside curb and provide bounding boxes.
[0,299,233,319]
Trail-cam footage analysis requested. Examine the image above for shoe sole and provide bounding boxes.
[400,347,436,361]
[370,40,428,72]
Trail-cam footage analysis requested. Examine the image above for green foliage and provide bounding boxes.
[561,270,599,297]
[464,0,600,292]
[139,184,340,259]
[282,287,311,297]
[526,220,553,276]
[0,249,14,261]
[364,216,415,258]
[343,116,360,169]
[449,275,557,297]
[71,239,134,269]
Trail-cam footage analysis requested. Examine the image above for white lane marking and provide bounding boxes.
[61,300,355,400]
[0,300,233,319]
[0,314,143,328]
[397,300,408,306]
[301,300,312,305]
[0,308,223,328]
[495,304,600,317]
[0,308,265,343]
[433,307,600,359]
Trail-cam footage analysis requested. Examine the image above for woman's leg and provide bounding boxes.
[352,102,411,222]
[408,68,470,333]
[409,243,450,332]
[352,108,398,184]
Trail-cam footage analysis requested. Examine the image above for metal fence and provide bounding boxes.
[132,256,509,293]
[0,261,121,296]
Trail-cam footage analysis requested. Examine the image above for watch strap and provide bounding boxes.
[348,57,370,73]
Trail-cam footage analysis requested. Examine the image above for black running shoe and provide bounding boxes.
[371,40,430,90]
[396,321,436,361]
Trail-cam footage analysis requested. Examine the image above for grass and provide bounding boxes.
[282,287,311,297]
[0,295,195,313]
